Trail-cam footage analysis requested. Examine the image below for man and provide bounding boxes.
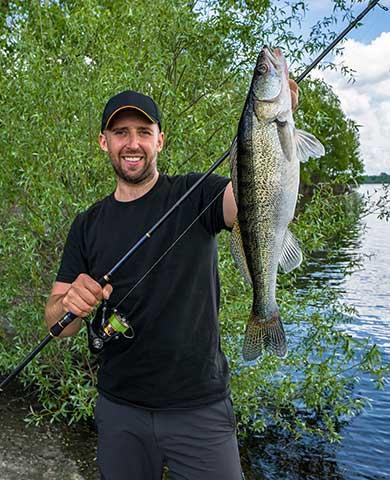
[45,84,298,480]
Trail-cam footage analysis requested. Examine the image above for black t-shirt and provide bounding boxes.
[56,173,231,409]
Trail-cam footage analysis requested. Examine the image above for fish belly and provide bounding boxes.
[237,114,298,358]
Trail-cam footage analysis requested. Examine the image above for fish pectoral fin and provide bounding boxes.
[230,221,252,284]
[279,228,303,273]
[294,128,325,163]
[243,312,288,360]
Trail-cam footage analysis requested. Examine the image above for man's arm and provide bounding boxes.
[223,182,237,229]
[45,274,112,337]
[222,79,299,228]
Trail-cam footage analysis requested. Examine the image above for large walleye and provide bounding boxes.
[230,47,324,360]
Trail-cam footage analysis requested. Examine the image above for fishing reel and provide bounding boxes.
[86,301,135,354]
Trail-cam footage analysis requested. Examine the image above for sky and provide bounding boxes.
[296,0,390,175]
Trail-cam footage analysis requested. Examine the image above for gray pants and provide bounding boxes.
[95,394,243,480]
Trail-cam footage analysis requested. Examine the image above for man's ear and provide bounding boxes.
[157,131,165,153]
[99,132,108,152]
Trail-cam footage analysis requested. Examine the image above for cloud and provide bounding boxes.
[312,32,390,175]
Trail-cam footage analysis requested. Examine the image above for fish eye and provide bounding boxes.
[256,64,268,75]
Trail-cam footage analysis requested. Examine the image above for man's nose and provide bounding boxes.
[125,132,139,149]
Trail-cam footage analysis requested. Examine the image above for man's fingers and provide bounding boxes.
[61,273,111,317]
[289,79,299,112]
[67,285,98,308]
[77,273,104,299]
[103,284,113,300]
[62,296,94,318]
[61,274,114,319]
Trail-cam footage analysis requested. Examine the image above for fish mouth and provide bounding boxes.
[253,46,284,101]
[255,46,281,74]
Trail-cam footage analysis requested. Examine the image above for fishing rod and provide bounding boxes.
[296,0,382,83]
[0,151,229,390]
[0,0,382,391]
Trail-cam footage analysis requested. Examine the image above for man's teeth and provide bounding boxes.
[123,156,142,163]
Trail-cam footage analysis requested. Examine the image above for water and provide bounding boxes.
[249,185,390,480]
[336,185,390,480]
[1,186,388,480]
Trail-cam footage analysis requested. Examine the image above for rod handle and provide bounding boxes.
[49,275,110,337]
[49,311,78,337]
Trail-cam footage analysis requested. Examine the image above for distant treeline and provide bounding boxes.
[362,173,390,184]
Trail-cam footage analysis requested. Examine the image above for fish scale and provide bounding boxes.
[230,47,325,360]
[240,121,290,296]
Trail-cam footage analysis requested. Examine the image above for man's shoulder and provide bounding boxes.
[163,172,229,187]
[159,173,197,192]
[73,193,113,226]
[163,172,194,183]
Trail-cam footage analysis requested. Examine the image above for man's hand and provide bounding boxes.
[62,273,113,318]
[289,78,299,112]
[45,274,113,337]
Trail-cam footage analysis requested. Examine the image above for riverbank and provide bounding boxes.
[0,379,99,480]
[0,380,257,480]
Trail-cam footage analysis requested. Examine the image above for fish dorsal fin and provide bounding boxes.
[230,221,252,284]
[279,228,303,273]
[229,136,239,205]
[294,129,325,163]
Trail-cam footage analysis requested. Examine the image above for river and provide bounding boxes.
[336,185,389,480]
[1,185,388,480]
[248,184,390,480]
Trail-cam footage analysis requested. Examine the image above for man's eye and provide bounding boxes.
[115,130,126,136]
[140,130,151,135]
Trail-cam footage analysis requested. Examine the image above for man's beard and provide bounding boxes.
[110,157,155,185]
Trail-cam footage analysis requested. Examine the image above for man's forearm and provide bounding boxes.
[45,294,82,337]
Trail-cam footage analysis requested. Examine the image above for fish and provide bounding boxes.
[230,46,325,360]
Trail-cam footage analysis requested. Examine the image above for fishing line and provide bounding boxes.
[0,0,384,391]
[112,1,385,307]
[296,0,381,82]
[113,188,225,311]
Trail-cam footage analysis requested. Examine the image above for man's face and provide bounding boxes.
[99,110,164,185]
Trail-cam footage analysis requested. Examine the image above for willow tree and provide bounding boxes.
[296,78,364,194]
[0,0,383,440]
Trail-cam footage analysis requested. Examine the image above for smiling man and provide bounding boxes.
[99,91,164,195]
[45,87,298,480]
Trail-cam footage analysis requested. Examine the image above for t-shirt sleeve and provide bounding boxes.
[55,214,89,283]
[186,173,230,235]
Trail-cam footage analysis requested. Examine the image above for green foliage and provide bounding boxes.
[0,0,386,445]
[363,173,390,184]
[219,184,388,440]
[359,183,390,222]
[295,79,364,192]
[293,183,363,250]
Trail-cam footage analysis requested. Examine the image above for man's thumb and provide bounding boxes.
[102,284,113,300]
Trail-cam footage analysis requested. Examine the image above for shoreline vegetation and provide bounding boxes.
[1,4,390,479]
[362,173,390,184]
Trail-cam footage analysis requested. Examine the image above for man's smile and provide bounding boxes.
[122,155,144,164]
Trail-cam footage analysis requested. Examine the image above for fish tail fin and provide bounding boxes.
[243,312,288,360]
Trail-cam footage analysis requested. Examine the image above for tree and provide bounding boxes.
[295,78,364,194]
[1,0,384,441]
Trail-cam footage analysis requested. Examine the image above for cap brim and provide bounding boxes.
[104,105,157,130]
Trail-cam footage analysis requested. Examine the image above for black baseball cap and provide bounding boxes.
[101,90,162,132]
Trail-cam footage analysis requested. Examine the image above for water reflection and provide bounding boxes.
[244,418,347,479]
[249,185,390,480]
[335,185,390,480]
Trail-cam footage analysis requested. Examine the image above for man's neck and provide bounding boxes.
[114,172,160,202]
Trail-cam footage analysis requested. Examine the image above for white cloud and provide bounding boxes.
[312,32,390,175]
